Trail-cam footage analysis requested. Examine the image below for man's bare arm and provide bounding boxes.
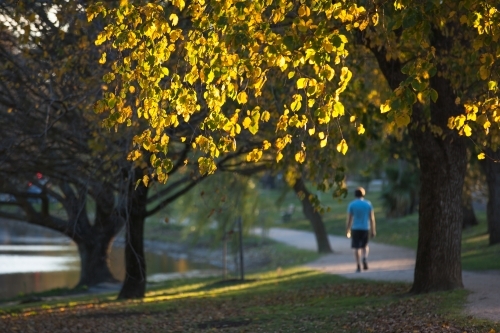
[346,214,353,238]
[370,210,376,238]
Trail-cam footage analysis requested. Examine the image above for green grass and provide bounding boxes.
[461,212,500,271]
[1,267,497,332]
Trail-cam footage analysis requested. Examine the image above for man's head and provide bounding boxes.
[354,187,365,198]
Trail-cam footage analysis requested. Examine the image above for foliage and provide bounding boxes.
[87,0,373,182]
[380,160,419,217]
[1,268,498,332]
[88,0,500,184]
[171,173,263,244]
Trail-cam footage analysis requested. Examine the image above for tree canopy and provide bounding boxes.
[88,0,499,185]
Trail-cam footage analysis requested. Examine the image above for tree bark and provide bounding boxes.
[76,232,117,287]
[292,177,332,253]
[118,169,148,299]
[481,149,500,245]
[408,78,467,293]
[367,30,467,293]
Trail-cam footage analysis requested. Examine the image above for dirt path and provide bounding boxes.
[259,227,500,323]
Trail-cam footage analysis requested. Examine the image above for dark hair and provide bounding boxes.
[354,187,365,198]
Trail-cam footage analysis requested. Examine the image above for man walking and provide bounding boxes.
[346,187,376,272]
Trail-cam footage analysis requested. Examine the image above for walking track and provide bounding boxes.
[259,227,500,323]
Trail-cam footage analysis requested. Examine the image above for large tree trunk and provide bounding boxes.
[481,149,500,245]
[409,125,466,292]
[4,181,124,288]
[292,177,332,253]
[76,232,117,287]
[408,78,467,293]
[118,169,148,299]
[368,30,467,293]
[73,184,124,287]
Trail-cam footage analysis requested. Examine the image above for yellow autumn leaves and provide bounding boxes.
[88,0,374,181]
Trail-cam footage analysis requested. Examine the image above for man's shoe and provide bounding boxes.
[356,265,361,273]
[362,258,368,270]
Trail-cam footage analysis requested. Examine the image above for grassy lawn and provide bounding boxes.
[1,183,498,332]
[0,268,498,332]
[1,267,497,332]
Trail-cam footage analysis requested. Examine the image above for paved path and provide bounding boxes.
[258,227,500,323]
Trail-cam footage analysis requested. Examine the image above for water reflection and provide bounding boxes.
[0,220,214,300]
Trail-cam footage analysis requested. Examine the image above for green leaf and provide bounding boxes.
[283,36,294,50]
[331,35,342,48]
[429,88,438,103]
[402,11,418,29]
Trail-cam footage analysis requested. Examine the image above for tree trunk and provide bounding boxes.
[481,149,500,245]
[368,31,467,293]
[462,190,478,229]
[292,177,332,253]
[76,232,117,287]
[118,169,148,299]
[409,86,467,293]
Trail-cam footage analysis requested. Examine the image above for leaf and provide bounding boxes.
[95,32,107,45]
[143,175,149,187]
[478,152,486,160]
[298,5,310,17]
[276,151,283,162]
[242,117,252,129]
[295,150,306,163]
[488,81,497,91]
[395,113,411,127]
[169,13,179,26]
[380,101,391,113]
[357,124,365,134]
[333,102,344,117]
[320,137,327,147]
[297,78,308,89]
[237,91,248,104]
[463,124,472,136]
[261,111,271,122]
[479,66,490,80]
[99,52,106,64]
[291,99,301,112]
[336,139,348,155]
[429,89,438,103]
[308,127,315,136]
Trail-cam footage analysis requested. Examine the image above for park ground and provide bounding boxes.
[0,230,499,332]
[0,185,499,332]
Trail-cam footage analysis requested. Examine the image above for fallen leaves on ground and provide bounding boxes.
[0,274,498,333]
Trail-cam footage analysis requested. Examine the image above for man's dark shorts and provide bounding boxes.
[351,229,369,249]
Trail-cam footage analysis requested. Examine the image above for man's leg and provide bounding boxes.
[354,248,361,272]
[362,246,369,270]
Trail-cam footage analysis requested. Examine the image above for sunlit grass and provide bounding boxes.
[1,266,497,333]
[464,234,489,244]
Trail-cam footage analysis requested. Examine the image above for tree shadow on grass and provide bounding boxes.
[197,318,252,329]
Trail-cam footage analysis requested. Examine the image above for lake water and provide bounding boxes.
[0,220,214,300]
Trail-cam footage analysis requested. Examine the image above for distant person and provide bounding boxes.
[346,187,376,272]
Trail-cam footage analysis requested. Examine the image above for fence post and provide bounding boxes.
[238,216,244,281]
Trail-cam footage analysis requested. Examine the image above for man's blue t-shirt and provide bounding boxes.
[348,198,373,230]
